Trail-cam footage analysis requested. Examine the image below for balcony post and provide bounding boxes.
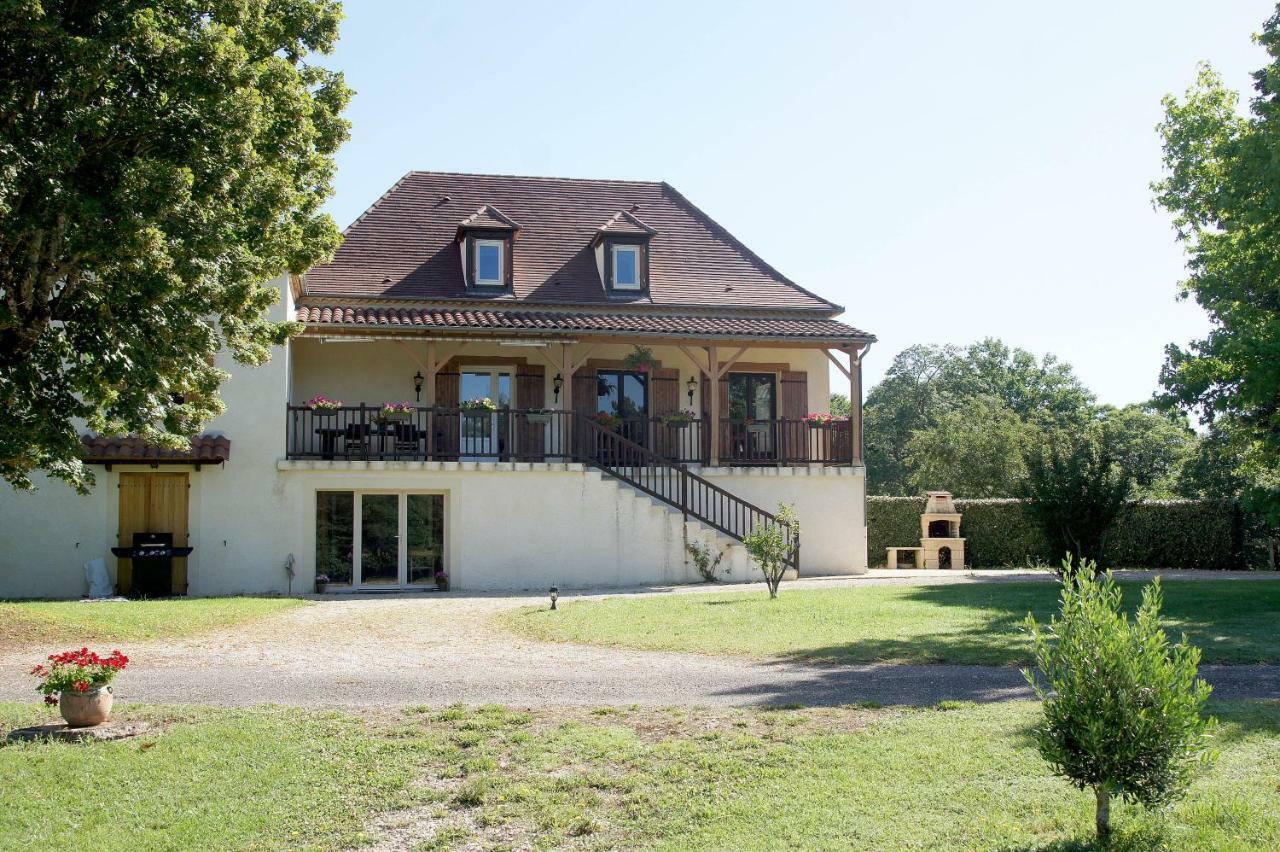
[707,345,720,467]
[425,340,438,460]
[851,348,864,466]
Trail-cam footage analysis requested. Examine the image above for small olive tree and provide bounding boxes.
[1023,557,1216,841]
[743,504,799,599]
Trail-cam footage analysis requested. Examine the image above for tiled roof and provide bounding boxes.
[81,435,231,464]
[304,171,840,311]
[295,304,870,342]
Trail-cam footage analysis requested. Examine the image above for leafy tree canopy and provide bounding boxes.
[905,395,1036,498]
[0,1,351,492]
[1154,8,1280,517]
[864,338,1096,496]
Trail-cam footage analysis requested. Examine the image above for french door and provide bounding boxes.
[460,367,513,458]
[596,369,649,446]
[352,492,445,587]
[727,373,778,460]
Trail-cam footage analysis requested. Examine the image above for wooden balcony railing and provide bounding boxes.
[284,405,853,466]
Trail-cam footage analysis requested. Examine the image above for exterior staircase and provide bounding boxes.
[575,415,800,574]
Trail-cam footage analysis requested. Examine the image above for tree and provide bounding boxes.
[1097,404,1198,499]
[1154,10,1280,521]
[864,344,959,496]
[904,396,1035,497]
[743,503,799,599]
[1024,560,1216,841]
[863,339,1094,496]
[1023,432,1131,568]
[829,393,851,417]
[0,2,352,492]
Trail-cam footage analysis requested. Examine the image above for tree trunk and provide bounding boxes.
[1094,785,1111,840]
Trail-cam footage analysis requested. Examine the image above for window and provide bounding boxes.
[475,239,503,286]
[611,244,641,289]
[728,373,776,422]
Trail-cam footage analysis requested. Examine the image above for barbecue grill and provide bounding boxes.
[110,532,193,597]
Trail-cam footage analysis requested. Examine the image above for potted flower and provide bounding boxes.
[622,345,660,375]
[459,397,498,413]
[378,401,415,423]
[30,647,129,727]
[434,569,449,591]
[315,573,330,594]
[590,411,622,430]
[803,412,842,428]
[660,409,697,429]
[307,395,343,417]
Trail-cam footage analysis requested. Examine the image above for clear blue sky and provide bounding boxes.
[321,1,1272,406]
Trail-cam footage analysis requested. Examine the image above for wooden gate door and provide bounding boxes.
[117,472,190,595]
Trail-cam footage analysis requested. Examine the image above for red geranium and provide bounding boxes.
[30,647,129,704]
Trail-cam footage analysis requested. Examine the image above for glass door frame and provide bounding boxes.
[459,366,513,459]
[595,368,650,446]
[352,490,447,589]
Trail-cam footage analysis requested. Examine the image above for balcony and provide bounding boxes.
[284,405,853,466]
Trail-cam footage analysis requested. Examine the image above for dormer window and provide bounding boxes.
[456,204,520,293]
[612,244,641,289]
[475,239,504,286]
[594,210,657,296]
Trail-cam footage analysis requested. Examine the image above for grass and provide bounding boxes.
[0,597,307,650]
[2,700,1277,850]
[504,580,1280,666]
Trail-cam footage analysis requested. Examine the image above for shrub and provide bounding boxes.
[744,503,799,599]
[685,539,727,582]
[1024,436,1131,568]
[1023,558,1216,840]
[867,497,1244,569]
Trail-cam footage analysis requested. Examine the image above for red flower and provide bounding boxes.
[44,695,58,706]
[29,664,46,676]
[73,680,90,692]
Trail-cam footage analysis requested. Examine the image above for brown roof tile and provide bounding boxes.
[81,435,231,464]
[304,172,841,312]
[295,304,870,342]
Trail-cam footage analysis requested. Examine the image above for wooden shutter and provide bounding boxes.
[651,367,680,415]
[149,474,190,594]
[516,364,545,460]
[116,474,149,594]
[572,367,597,414]
[571,367,598,457]
[780,371,808,420]
[435,370,460,458]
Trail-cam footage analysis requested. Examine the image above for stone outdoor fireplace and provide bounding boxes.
[885,490,967,569]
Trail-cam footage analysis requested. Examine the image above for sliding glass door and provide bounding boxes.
[317,491,445,588]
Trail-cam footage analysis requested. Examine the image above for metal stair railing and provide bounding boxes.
[575,414,799,571]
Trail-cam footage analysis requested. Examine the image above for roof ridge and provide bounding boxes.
[408,169,663,187]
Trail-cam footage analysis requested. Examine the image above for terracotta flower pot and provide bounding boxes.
[60,685,113,727]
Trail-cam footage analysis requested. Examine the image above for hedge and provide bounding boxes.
[867,496,1246,570]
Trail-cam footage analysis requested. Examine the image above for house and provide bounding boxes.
[0,172,875,597]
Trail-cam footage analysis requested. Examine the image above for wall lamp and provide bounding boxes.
[413,370,424,401]
[686,375,697,405]
[553,372,564,403]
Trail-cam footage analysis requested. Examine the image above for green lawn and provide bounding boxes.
[1,700,1277,850]
[504,580,1280,666]
[0,597,307,650]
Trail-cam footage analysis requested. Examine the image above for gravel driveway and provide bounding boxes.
[2,574,1277,708]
